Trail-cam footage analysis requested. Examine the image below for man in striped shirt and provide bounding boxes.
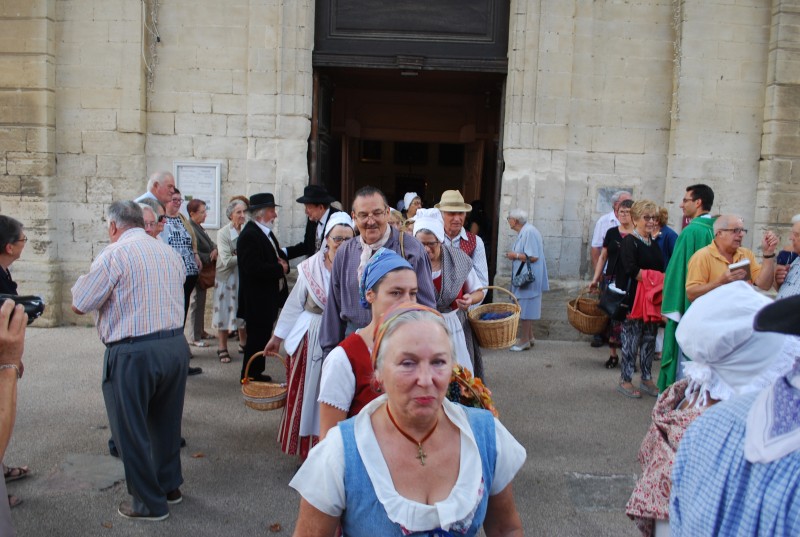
[72,201,190,521]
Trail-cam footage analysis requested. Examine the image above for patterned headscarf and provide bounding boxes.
[358,247,413,309]
[370,302,444,369]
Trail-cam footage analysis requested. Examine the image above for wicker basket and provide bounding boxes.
[241,351,288,411]
[567,289,609,335]
[467,286,520,349]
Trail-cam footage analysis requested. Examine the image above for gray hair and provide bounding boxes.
[226,199,247,220]
[251,207,267,221]
[508,208,528,224]
[146,171,173,192]
[138,197,164,214]
[611,190,631,205]
[108,201,144,229]
[373,309,454,372]
[0,216,24,251]
[792,214,800,224]
[713,214,743,234]
[138,203,156,220]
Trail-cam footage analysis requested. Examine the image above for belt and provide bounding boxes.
[105,328,183,348]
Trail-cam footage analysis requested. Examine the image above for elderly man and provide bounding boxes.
[434,190,489,288]
[135,171,175,206]
[72,201,189,521]
[284,185,340,260]
[685,215,778,302]
[237,193,289,381]
[319,186,436,356]
[775,219,800,298]
[658,184,716,391]
[669,295,800,536]
[591,190,632,269]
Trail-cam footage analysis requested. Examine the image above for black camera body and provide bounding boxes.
[0,294,45,325]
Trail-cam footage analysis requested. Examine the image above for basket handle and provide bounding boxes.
[576,286,599,302]
[479,285,520,309]
[242,351,287,384]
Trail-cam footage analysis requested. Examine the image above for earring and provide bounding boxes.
[370,377,383,394]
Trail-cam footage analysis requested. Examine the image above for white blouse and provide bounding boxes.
[317,343,361,412]
[289,395,526,531]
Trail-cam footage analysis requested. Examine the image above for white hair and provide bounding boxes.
[508,208,528,224]
[146,171,172,191]
[713,214,743,234]
[792,214,800,224]
[611,190,631,204]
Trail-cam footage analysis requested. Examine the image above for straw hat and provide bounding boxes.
[434,190,472,212]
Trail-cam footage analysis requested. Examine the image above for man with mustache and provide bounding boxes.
[685,214,778,302]
[319,186,436,356]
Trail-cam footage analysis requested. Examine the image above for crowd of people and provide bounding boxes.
[1,172,799,535]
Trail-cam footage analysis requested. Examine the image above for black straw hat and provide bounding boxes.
[296,184,335,205]
[247,193,279,211]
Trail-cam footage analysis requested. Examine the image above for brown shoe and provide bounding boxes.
[166,489,182,505]
[117,500,169,521]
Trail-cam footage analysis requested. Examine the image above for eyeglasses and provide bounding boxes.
[328,236,350,244]
[720,228,748,235]
[171,198,183,204]
[420,241,439,249]
[144,222,157,229]
[354,209,387,223]
[682,197,696,204]
[640,215,656,221]
[617,210,631,215]
[158,215,166,222]
[15,236,27,243]
[409,200,421,206]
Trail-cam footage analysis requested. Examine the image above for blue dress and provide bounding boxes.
[671,391,800,536]
[510,222,549,319]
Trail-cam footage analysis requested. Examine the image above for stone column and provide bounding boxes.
[0,0,59,323]
[755,0,800,238]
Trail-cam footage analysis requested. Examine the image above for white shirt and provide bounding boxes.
[591,210,619,248]
[290,395,527,531]
[318,344,360,412]
[443,229,489,288]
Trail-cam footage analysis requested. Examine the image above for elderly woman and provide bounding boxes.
[213,198,248,362]
[187,199,218,347]
[264,213,355,458]
[589,198,634,368]
[162,189,201,327]
[402,192,422,219]
[615,200,665,399]
[626,282,795,536]
[413,208,486,376]
[505,209,549,352]
[290,303,527,535]
[388,208,405,232]
[317,248,418,440]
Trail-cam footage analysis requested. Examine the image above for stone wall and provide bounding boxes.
[0,0,796,336]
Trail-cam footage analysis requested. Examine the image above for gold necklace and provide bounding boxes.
[385,404,439,466]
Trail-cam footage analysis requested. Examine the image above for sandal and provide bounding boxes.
[639,382,659,397]
[217,350,231,364]
[8,495,22,508]
[201,332,216,340]
[4,464,29,483]
[238,345,245,354]
[616,382,642,399]
[190,340,207,348]
[604,356,618,369]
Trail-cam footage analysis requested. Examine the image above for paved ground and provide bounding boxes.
[6,326,659,536]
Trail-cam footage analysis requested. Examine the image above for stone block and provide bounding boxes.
[0,55,50,88]
[175,113,227,136]
[146,112,175,135]
[213,94,247,115]
[7,152,55,176]
[0,128,28,152]
[276,115,310,140]
[171,69,233,94]
[57,154,96,177]
[0,175,21,195]
[107,20,141,44]
[247,114,277,138]
[96,155,146,180]
[246,158,276,183]
[566,152,615,174]
[227,115,247,137]
[193,135,247,159]
[82,131,145,156]
[592,127,646,154]
[56,108,117,131]
[0,0,49,17]
[192,94,212,114]
[56,65,118,90]
[118,110,146,133]
[20,175,54,199]
[0,19,50,54]
[145,134,193,157]
[56,20,109,44]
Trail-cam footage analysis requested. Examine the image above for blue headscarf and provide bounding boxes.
[359,247,413,309]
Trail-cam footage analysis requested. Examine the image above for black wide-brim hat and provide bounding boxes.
[247,192,279,211]
[296,184,335,205]
[754,295,800,336]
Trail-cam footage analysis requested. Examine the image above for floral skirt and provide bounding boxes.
[212,272,244,331]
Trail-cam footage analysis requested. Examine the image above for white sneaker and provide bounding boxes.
[509,341,532,352]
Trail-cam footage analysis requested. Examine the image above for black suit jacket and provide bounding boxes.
[285,207,341,260]
[236,221,289,320]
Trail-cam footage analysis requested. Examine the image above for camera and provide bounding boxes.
[0,294,45,325]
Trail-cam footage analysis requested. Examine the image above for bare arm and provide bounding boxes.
[686,269,746,302]
[754,258,776,291]
[484,484,523,537]
[589,248,608,289]
[292,498,339,537]
[318,403,347,441]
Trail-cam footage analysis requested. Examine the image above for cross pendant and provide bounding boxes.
[416,445,427,466]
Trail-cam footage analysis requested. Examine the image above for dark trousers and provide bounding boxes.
[183,275,198,328]
[240,310,277,380]
[102,334,189,516]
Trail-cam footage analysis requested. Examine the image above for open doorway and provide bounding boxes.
[309,67,504,281]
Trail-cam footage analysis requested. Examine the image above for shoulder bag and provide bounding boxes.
[511,257,535,288]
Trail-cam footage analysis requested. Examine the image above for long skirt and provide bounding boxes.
[277,340,317,458]
[212,271,244,331]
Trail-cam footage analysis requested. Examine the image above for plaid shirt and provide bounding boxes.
[671,391,800,536]
[71,228,186,344]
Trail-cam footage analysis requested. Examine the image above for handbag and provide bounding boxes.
[511,258,535,288]
[198,262,216,290]
[599,279,632,321]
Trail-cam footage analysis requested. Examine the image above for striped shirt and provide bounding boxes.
[71,228,186,344]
